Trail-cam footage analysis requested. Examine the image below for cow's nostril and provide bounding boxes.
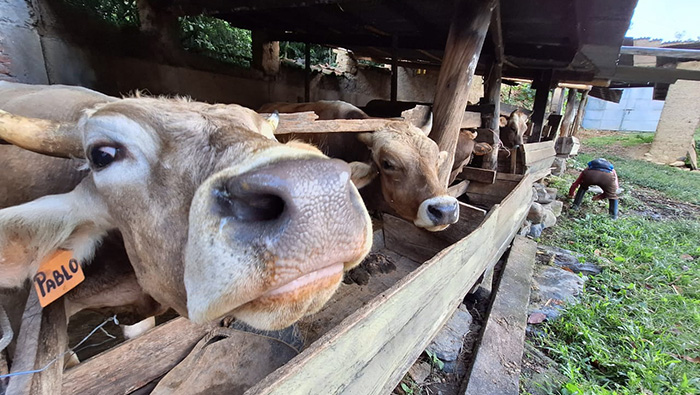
[214,186,285,223]
[428,204,444,220]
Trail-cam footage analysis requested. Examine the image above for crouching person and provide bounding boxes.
[568,158,619,219]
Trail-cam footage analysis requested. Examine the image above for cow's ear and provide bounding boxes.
[349,161,378,189]
[0,184,110,288]
[357,133,374,147]
[499,116,508,127]
[418,112,433,135]
[473,142,493,155]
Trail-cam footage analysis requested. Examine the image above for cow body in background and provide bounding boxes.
[260,100,459,231]
[259,100,369,120]
[0,82,373,338]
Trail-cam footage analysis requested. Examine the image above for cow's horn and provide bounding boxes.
[0,110,83,158]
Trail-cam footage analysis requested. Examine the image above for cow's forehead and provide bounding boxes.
[86,98,266,138]
[375,125,439,157]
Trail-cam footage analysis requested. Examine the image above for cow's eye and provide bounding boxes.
[382,159,395,171]
[89,146,119,169]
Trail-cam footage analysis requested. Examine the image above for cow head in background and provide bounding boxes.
[353,122,459,231]
[0,97,373,330]
[499,110,529,149]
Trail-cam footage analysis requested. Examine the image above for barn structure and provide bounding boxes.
[2,0,681,394]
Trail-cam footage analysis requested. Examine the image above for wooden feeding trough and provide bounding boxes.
[24,114,534,395]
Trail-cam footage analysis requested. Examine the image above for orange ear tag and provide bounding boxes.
[33,250,85,307]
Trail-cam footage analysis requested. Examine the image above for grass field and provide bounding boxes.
[531,132,700,395]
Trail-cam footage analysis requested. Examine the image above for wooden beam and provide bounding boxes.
[459,166,496,184]
[481,61,502,170]
[63,318,210,395]
[527,70,552,143]
[465,235,537,395]
[558,88,578,138]
[612,65,700,84]
[391,35,399,102]
[619,46,700,60]
[572,90,589,136]
[488,1,504,65]
[273,118,404,135]
[430,0,497,185]
[6,291,67,395]
[252,30,280,76]
[304,42,311,102]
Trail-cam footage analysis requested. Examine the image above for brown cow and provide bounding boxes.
[499,110,529,149]
[0,82,373,332]
[260,100,458,231]
[450,129,494,183]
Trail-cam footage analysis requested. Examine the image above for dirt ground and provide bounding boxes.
[575,129,653,160]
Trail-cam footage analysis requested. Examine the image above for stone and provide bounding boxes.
[425,304,472,373]
[528,223,544,238]
[408,362,432,385]
[551,157,567,176]
[530,266,584,306]
[533,183,554,204]
[536,245,602,275]
[518,220,532,236]
[528,202,544,224]
[670,161,686,167]
[541,209,557,228]
[541,200,563,217]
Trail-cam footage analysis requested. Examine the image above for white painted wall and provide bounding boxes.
[582,87,665,132]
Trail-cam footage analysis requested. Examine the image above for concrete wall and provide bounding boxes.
[0,0,48,83]
[582,87,665,132]
[1,1,483,111]
[648,61,700,163]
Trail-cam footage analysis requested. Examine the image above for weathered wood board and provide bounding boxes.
[62,318,210,395]
[246,174,533,395]
[465,235,537,395]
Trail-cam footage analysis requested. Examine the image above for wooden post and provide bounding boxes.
[252,30,280,76]
[527,70,552,143]
[430,0,497,185]
[481,61,501,170]
[304,43,311,102]
[6,290,67,395]
[391,35,399,102]
[558,88,579,138]
[572,90,589,136]
[550,87,564,114]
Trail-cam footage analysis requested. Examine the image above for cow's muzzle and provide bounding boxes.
[414,196,460,231]
[185,156,372,328]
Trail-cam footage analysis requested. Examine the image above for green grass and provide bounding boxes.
[583,133,654,148]
[534,132,700,394]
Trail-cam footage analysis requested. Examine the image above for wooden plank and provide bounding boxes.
[460,166,496,184]
[6,290,67,395]
[465,236,537,395]
[62,318,210,395]
[481,61,502,170]
[430,0,497,184]
[619,46,700,59]
[260,112,319,122]
[448,179,470,198]
[383,215,449,262]
[528,71,552,143]
[246,175,533,395]
[524,145,556,166]
[572,90,589,136]
[462,111,483,129]
[273,118,403,135]
[436,202,488,243]
[558,88,578,138]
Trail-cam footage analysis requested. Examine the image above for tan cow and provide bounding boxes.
[450,129,494,183]
[0,82,373,332]
[260,100,458,231]
[499,110,529,149]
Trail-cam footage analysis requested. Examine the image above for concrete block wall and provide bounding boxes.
[0,0,48,83]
